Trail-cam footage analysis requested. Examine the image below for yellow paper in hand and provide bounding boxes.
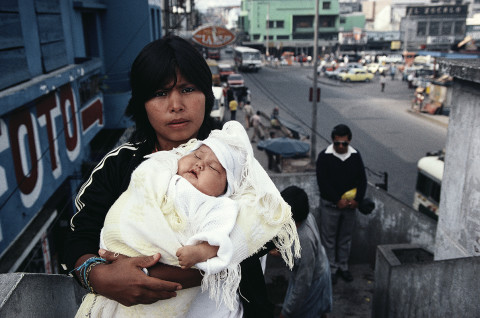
[341,188,357,200]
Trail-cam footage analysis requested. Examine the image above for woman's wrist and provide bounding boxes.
[149,263,202,289]
[72,254,107,293]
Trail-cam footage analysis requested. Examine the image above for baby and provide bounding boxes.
[76,121,300,318]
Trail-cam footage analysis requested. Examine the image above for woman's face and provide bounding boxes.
[145,71,206,151]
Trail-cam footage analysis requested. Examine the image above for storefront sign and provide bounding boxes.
[406,5,468,16]
[0,82,103,253]
[427,36,455,44]
[192,25,236,48]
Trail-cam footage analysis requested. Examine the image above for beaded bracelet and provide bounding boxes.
[71,257,107,293]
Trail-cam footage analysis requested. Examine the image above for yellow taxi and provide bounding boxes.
[339,69,374,82]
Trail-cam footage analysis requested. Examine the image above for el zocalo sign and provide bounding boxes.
[406,5,468,16]
[191,25,236,48]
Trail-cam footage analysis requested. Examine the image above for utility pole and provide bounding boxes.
[164,0,170,36]
[310,0,319,164]
[266,3,270,57]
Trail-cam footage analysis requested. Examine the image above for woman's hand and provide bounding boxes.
[86,250,182,307]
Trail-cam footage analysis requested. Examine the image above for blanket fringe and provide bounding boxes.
[201,264,241,311]
[273,218,301,269]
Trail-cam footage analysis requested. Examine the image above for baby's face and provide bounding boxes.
[178,145,227,197]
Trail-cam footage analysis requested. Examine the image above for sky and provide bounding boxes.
[195,0,241,12]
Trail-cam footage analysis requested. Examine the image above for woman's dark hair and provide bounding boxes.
[126,35,215,150]
[281,186,309,223]
[331,124,352,141]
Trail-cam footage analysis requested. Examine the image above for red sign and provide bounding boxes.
[192,25,236,48]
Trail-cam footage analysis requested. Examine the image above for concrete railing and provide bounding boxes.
[0,273,85,317]
[372,244,480,317]
[270,172,437,265]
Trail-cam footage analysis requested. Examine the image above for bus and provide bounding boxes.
[234,46,262,72]
[413,150,444,219]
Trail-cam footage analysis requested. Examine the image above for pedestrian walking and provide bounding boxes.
[316,124,367,285]
[380,72,386,92]
[250,111,265,143]
[229,99,238,121]
[238,86,250,109]
[243,101,254,129]
[390,64,396,80]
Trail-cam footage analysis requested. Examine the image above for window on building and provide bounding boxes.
[293,15,313,31]
[276,21,284,28]
[39,2,69,72]
[323,2,331,9]
[441,21,453,35]
[340,17,346,24]
[268,21,274,28]
[0,9,30,90]
[454,21,465,35]
[319,16,335,27]
[264,35,274,40]
[429,21,440,36]
[417,22,427,36]
[277,35,289,40]
[253,34,261,40]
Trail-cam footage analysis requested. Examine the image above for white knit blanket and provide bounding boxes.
[76,140,300,317]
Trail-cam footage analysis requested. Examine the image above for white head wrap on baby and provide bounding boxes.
[191,121,252,197]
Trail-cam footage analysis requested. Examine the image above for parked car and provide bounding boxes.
[318,61,337,74]
[210,86,225,123]
[366,63,386,74]
[325,67,348,79]
[219,64,235,82]
[207,48,221,60]
[339,69,374,82]
[227,73,245,88]
[207,59,221,86]
[346,63,365,70]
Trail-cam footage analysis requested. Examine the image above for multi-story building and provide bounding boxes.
[0,0,167,274]
[401,4,469,51]
[238,0,341,56]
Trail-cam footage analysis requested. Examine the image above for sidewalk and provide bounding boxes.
[264,254,375,318]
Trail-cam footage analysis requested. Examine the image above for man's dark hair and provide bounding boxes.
[331,124,352,141]
[126,35,215,150]
[281,186,309,223]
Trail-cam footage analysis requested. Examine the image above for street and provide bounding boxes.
[236,64,448,206]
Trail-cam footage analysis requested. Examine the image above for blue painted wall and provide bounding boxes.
[0,0,162,270]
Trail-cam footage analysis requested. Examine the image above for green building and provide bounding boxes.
[238,0,340,56]
[339,12,366,32]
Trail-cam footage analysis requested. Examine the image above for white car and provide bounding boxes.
[210,86,225,123]
[325,67,348,79]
